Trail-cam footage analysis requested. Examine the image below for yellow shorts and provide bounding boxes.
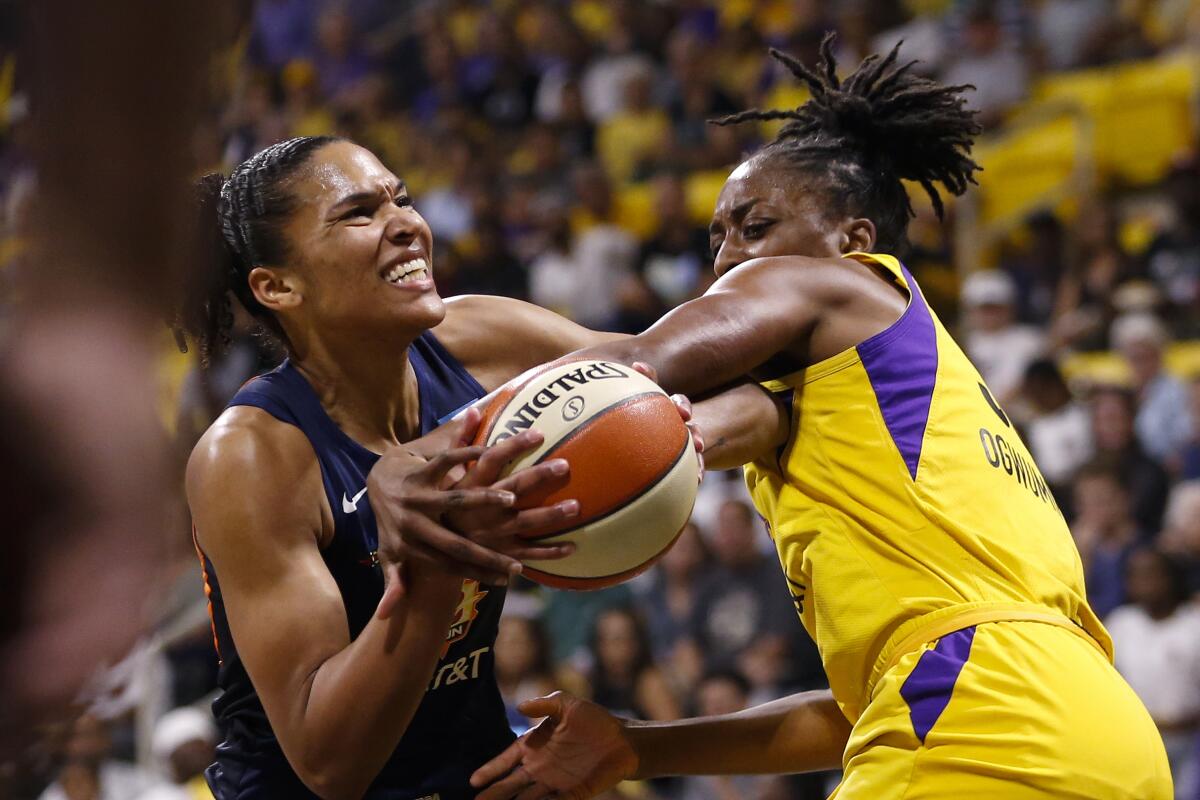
[831,620,1172,799]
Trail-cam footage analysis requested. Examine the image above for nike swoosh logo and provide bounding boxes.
[342,487,367,514]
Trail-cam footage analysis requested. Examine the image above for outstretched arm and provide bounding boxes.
[438,293,790,469]
[566,257,823,397]
[470,690,851,800]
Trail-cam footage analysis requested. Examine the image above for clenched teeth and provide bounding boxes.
[385,258,429,284]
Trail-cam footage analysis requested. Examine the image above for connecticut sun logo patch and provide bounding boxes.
[442,579,488,657]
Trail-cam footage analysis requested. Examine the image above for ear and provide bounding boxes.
[839,218,876,254]
[247,266,302,312]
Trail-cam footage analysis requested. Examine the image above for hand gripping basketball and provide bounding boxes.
[472,359,701,589]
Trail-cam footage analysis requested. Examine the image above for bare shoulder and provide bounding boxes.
[187,406,315,492]
[435,294,622,390]
[435,295,544,350]
[187,405,326,550]
[720,255,885,305]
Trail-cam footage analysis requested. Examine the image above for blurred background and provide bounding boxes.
[0,0,1198,798]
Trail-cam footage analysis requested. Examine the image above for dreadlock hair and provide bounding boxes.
[712,33,982,254]
[173,136,342,364]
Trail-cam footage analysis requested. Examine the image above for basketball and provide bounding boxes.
[473,359,699,590]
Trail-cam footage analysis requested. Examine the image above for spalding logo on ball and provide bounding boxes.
[474,359,699,591]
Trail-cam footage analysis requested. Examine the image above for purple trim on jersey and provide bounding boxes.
[899,625,977,744]
[856,265,938,480]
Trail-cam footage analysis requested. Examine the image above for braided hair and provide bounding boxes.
[713,34,981,254]
[174,136,342,364]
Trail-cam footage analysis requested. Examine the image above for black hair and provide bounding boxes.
[589,606,654,691]
[712,33,982,253]
[1023,358,1066,387]
[173,135,342,364]
[1128,546,1192,610]
[699,668,752,698]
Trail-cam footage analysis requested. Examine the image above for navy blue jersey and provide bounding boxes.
[197,332,513,800]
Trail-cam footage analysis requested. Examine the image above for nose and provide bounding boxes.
[382,203,423,246]
[713,241,741,277]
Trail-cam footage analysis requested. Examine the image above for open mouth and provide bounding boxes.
[383,257,429,285]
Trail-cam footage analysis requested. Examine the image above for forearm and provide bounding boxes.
[692,383,788,471]
[626,690,850,779]
[294,568,462,798]
[574,330,727,399]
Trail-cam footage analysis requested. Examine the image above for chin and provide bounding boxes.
[406,290,447,330]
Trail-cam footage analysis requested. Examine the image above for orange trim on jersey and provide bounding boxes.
[192,526,223,665]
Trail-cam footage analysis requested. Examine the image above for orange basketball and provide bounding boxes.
[474,359,699,590]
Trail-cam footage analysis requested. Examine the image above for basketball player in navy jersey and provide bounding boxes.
[179,137,778,800]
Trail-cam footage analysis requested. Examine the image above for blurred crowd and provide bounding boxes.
[2,0,1200,798]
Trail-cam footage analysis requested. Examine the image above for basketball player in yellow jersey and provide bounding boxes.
[469,36,1172,800]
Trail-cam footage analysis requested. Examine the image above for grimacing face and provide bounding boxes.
[259,141,444,339]
[708,154,860,278]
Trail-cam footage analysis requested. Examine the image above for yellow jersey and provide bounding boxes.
[744,252,1111,723]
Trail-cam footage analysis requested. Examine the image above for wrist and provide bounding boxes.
[404,560,464,600]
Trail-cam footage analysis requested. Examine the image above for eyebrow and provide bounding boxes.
[709,199,759,234]
[330,180,407,211]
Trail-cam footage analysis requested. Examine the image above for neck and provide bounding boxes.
[290,327,423,451]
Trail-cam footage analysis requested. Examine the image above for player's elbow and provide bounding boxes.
[294,760,371,800]
[291,745,375,800]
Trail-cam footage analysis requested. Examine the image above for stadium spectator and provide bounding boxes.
[678,671,794,800]
[939,3,1030,127]
[1072,461,1149,618]
[493,615,560,732]
[997,211,1067,325]
[961,269,1045,404]
[1176,377,1200,479]
[1107,548,1200,800]
[580,17,657,123]
[1160,481,1200,594]
[636,521,712,697]
[628,171,710,328]
[596,64,669,184]
[38,714,161,800]
[312,7,373,98]
[1089,386,1171,531]
[1112,312,1193,463]
[444,219,528,299]
[1019,359,1093,496]
[1052,199,1139,351]
[248,0,317,70]
[563,162,640,328]
[688,500,798,694]
[1144,159,1200,340]
[279,59,335,139]
[570,607,682,723]
[1030,0,1111,71]
[137,707,217,800]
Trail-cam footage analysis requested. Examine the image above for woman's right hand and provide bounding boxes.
[367,408,578,597]
[470,692,638,800]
